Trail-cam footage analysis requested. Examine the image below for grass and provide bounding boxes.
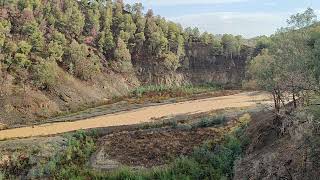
[191,116,227,129]
[131,83,223,98]
[138,115,227,131]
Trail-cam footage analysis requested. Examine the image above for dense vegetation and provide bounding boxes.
[0,0,245,92]
[248,8,320,112]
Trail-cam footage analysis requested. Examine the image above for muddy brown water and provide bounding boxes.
[0,91,272,140]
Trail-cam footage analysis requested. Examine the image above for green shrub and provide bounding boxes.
[176,124,192,131]
[131,83,222,98]
[66,40,101,80]
[192,116,226,129]
[33,130,97,179]
[31,61,58,89]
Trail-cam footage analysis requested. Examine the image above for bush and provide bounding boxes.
[66,40,101,80]
[160,52,180,71]
[192,116,226,129]
[131,83,222,98]
[74,53,101,80]
[32,61,58,89]
[32,131,98,179]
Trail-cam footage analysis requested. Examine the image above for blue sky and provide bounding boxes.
[124,0,320,38]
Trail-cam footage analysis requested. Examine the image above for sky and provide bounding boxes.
[124,0,320,38]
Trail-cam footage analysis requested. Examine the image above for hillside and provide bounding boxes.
[0,0,252,125]
[0,2,320,180]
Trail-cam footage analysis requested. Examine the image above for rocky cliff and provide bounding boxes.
[182,43,252,86]
[134,43,253,87]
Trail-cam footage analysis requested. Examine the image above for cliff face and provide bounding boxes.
[134,43,253,87]
[182,43,252,86]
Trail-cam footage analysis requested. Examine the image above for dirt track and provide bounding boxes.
[0,91,272,140]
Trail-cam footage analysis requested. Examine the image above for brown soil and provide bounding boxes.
[91,111,248,169]
[234,109,320,180]
[0,91,271,140]
[99,128,218,167]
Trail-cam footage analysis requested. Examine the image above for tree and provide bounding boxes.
[83,1,100,37]
[255,36,272,54]
[22,20,45,52]
[112,0,124,36]
[248,49,282,112]
[32,60,58,89]
[0,20,11,51]
[184,27,193,43]
[51,30,67,47]
[113,37,133,73]
[200,32,214,45]
[249,9,318,111]
[221,34,237,58]
[100,0,113,31]
[287,8,317,29]
[47,41,64,62]
[17,0,41,11]
[66,40,101,80]
[13,53,31,68]
[17,41,32,54]
[144,13,168,56]
[3,40,17,55]
[97,1,114,56]
[131,3,146,51]
[114,37,131,62]
[59,0,85,38]
[160,52,180,71]
[167,22,185,57]
[192,27,200,40]
[8,41,33,69]
[272,29,313,108]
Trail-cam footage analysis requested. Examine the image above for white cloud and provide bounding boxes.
[169,12,289,38]
[125,0,249,6]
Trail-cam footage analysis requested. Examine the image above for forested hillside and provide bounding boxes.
[0,0,250,124]
[0,0,246,86]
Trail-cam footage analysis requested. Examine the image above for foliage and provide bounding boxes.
[248,49,276,92]
[114,37,131,62]
[31,60,58,89]
[113,37,133,73]
[17,41,32,55]
[191,116,227,129]
[31,130,98,179]
[47,41,64,62]
[0,19,11,49]
[66,40,101,80]
[254,35,273,53]
[0,0,249,91]
[221,34,241,58]
[248,8,319,112]
[287,8,317,29]
[159,52,180,71]
[131,83,222,98]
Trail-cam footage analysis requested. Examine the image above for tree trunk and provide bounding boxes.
[273,91,280,114]
[293,92,297,108]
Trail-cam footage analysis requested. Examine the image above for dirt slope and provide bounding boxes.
[0,91,271,140]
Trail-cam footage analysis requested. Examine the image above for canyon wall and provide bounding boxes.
[182,43,253,86]
[134,43,253,87]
